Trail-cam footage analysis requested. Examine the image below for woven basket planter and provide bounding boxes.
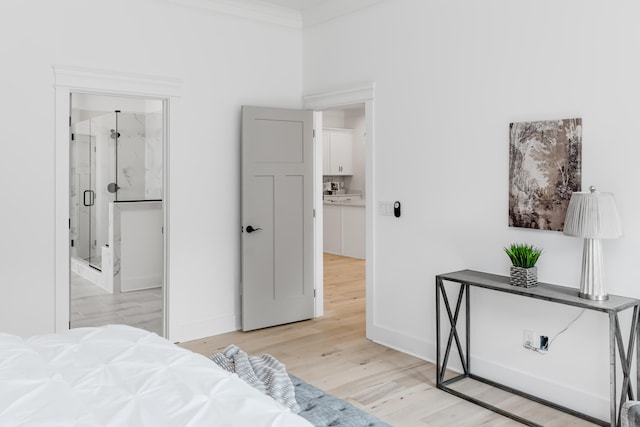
[510,266,538,288]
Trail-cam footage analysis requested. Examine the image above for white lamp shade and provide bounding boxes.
[563,188,622,239]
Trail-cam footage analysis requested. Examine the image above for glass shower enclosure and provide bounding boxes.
[70,95,163,272]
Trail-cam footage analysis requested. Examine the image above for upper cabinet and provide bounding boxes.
[323,128,353,175]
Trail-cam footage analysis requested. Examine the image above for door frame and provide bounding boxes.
[53,65,182,337]
[303,82,375,336]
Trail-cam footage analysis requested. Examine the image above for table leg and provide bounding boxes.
[436,277,441,386]
[610,312,616,426]
[435,278,468,385]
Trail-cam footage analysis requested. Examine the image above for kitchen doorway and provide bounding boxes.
[321,105,366,260]
[69,93,165,335]
[320,104,367,320]
[305,83,375,337]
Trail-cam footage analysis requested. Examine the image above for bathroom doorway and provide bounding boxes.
[69,93,165,335]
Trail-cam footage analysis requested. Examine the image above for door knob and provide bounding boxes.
[246,225,262,233]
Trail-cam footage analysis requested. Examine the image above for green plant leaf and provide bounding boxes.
[504,243,543,268]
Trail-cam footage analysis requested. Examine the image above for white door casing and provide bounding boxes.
[241,106,315,331]
[54,65,180,339]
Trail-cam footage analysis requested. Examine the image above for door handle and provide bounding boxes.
[83,190,95,207]
[245,225,262,233]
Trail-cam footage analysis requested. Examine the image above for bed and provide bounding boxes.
[0,324,312,427]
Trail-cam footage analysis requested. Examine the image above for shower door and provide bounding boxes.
[71,113,117,271]
[71,128,101,270]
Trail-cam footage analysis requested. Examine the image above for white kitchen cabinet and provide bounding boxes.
[322,203,365,259]
[323,128,353,175]
[323,204,342,255]
[341,206,365,259]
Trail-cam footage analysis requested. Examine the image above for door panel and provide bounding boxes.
[253,120,304,163]
[246,175,275,303]
[241,106,315,331]
[277,175,304,297]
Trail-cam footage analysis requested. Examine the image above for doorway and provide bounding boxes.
[69,93,165,335]
[304,82,375,336]
[320,104,367,314]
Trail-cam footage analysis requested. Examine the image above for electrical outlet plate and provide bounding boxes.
[523,329,548,352]
[523,329,535,348]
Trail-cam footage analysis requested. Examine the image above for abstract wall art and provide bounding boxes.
[508,118,582,231]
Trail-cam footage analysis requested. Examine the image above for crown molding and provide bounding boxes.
[303,82,375,110]
[162,0,302,29]
[302,0,387,28]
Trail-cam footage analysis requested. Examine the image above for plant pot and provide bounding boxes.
[510,266,538,288]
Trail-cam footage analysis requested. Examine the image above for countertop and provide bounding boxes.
[323,195,366,207]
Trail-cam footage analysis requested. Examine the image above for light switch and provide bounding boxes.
[377,201,394,216]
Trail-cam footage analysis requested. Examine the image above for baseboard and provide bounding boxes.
[71,257,109,292]
[170,314,239,344]
[367,322,433,362]
[121,275,163,292]
[470,355,609,421]
[368,323,609,422]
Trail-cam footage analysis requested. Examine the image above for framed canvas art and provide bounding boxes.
[508,118,582,231]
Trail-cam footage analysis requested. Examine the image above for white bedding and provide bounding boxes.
[0,325,312,427]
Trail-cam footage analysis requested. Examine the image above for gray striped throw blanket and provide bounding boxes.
[209,345,300,414]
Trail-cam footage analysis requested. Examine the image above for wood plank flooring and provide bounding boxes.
[180,253,598,426]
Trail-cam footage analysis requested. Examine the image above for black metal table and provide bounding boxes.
[435,270,640,427]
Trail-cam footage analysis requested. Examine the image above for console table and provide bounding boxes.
[435,270,640,427]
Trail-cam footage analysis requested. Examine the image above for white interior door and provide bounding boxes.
[241,106,315,331]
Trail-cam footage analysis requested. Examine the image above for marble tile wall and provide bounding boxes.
[116,112,147,201]
[145,111,163,200]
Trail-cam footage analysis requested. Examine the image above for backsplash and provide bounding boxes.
[323,175,363,197]
[323,176,346,194]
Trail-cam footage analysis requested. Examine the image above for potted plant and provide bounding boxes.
[504,243,543,287]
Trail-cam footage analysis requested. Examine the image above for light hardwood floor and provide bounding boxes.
[180,253,597,426]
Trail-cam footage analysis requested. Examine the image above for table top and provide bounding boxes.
[437,269,640,313]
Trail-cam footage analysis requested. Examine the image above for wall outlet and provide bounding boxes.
[523,329,535,348]
[523,329,549,352]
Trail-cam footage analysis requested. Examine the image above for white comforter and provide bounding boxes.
[0,325,312,427]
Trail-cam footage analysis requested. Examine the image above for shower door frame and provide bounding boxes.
[54,65,181,339]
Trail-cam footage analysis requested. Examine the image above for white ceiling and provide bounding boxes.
[259,0,328,11]
[262,0,386,27]
[169,0,386,29]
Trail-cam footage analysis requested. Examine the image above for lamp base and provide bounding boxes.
[578,238,609,301]
[579,291,608,301]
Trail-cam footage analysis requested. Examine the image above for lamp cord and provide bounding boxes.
[549,309,585,347]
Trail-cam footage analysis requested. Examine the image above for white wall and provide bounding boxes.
[0,0,302,340]
[305,0,640,419]
[322,109,346,128]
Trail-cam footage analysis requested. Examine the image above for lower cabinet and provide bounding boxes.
[323,204,365,259]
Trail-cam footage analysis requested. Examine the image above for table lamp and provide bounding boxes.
[563,186,622,300]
